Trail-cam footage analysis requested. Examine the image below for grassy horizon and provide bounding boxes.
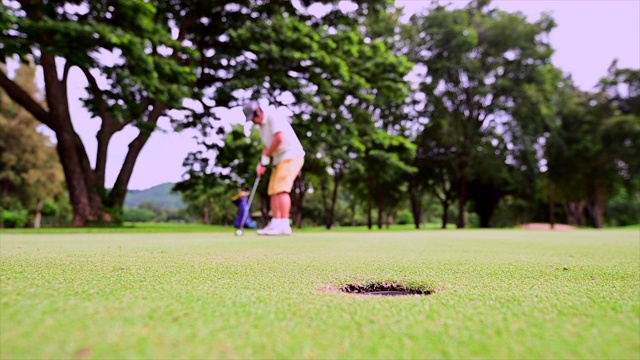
[1,221,638,234]
[0,222,454,234]
[1,229,639,359]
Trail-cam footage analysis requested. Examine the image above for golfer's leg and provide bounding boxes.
[271,192,290,219]
[280,192,291,218]
[267,166,287,226]
[258,173,280,234]
[271,193,283,218]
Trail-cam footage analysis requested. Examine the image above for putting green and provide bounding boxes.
[1,229,638,359]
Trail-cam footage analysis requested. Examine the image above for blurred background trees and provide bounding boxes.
[1,0,637,228]
[1,63,66,228]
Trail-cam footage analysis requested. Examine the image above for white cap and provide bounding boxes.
[242,100,260,122]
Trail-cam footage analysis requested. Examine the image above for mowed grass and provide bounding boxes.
[0,222,452,234]
[1,229,638,359]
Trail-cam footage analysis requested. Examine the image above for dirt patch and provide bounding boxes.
[75,348,92,359]
[520,223,578,230]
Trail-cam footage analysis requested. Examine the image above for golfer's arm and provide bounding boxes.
[265,132,283,157]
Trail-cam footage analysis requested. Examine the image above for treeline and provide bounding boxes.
[1,0,638,228]
[173,1,640,229]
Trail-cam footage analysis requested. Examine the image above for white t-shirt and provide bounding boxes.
[258,111,305,165]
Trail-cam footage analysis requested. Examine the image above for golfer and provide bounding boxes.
[243,100,305,235]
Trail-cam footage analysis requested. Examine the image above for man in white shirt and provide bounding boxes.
[243,100,305,235]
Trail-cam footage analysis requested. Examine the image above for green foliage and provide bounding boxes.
[2,0,637,229]
[406,0,560,228]
[0,62,65,224]
[395,209,414,225]
[39,192,74,227]
[547,64,640,226]
[0,209,28,228]
[0,194,29,228]
[172,175,237,225]
[122,207,156,223]
[41,200,60,217]
[606,190,640,227]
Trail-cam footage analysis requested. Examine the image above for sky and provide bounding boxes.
[19,0,640,190]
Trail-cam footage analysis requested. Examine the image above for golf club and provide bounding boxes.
[236,175,260,236]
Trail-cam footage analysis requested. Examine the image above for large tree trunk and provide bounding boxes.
[1,181,9,228]
[320,178,331,229]
[564,201,586,226]
[367,176,373,229]
[202,206,209,224]
[106,104,164,223]
[409,186,422,229]
[442,200,450,229]
[41,54,101,226]
[56,135,100,226]
[322,165,343,230]
[33,199,45,229]
[328,169,342,229]
[350,201,357,226]
[549,179,555,229]
[1,181,9,197]
[456,179,467,229]
[377,191,384,229]
[587,187,608,228]
[1,54,161,227]
[472,183,502,229]
[456,146,472,229]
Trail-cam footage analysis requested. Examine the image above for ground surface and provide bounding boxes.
[1,229,638,359]
[520,223,578,230]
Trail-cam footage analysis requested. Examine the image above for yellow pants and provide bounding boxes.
[268,157,304,196]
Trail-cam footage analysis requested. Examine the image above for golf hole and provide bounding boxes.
[340,282,435,296]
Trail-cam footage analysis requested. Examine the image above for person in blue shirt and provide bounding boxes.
[232,188,257,229]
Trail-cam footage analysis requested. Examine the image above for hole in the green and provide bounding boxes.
[340,282,434,296]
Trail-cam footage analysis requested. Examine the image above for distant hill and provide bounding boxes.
[124,183,185,209]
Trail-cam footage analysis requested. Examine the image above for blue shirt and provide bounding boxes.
[232,197,249,228]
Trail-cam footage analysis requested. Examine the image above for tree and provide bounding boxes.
[346,128,416,229]
[308,4,414,230]
[547,63,640,227]
[1,0,196,225]
[0,63,64,228]
[179,0,412,229]
[412,117,459,229]
[406,0,558,228]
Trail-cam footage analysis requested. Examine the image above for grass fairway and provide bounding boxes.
[1,229,638,359]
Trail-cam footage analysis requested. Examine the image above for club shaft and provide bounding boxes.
[239,176,260,231]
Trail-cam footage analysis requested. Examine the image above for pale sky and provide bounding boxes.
[24,0,640,190]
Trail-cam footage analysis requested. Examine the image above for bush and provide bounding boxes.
[1,209,29,228]
[123,207,157,223]
[395,209,414,225]
[42,200,59,217]
[606,192,640,227]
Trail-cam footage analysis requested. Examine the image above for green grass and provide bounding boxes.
[1,229,638,359]
[2,221,636,234]
[0,222,231,234]
[0,222,455,234]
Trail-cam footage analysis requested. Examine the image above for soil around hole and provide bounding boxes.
[340,282,434,296]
